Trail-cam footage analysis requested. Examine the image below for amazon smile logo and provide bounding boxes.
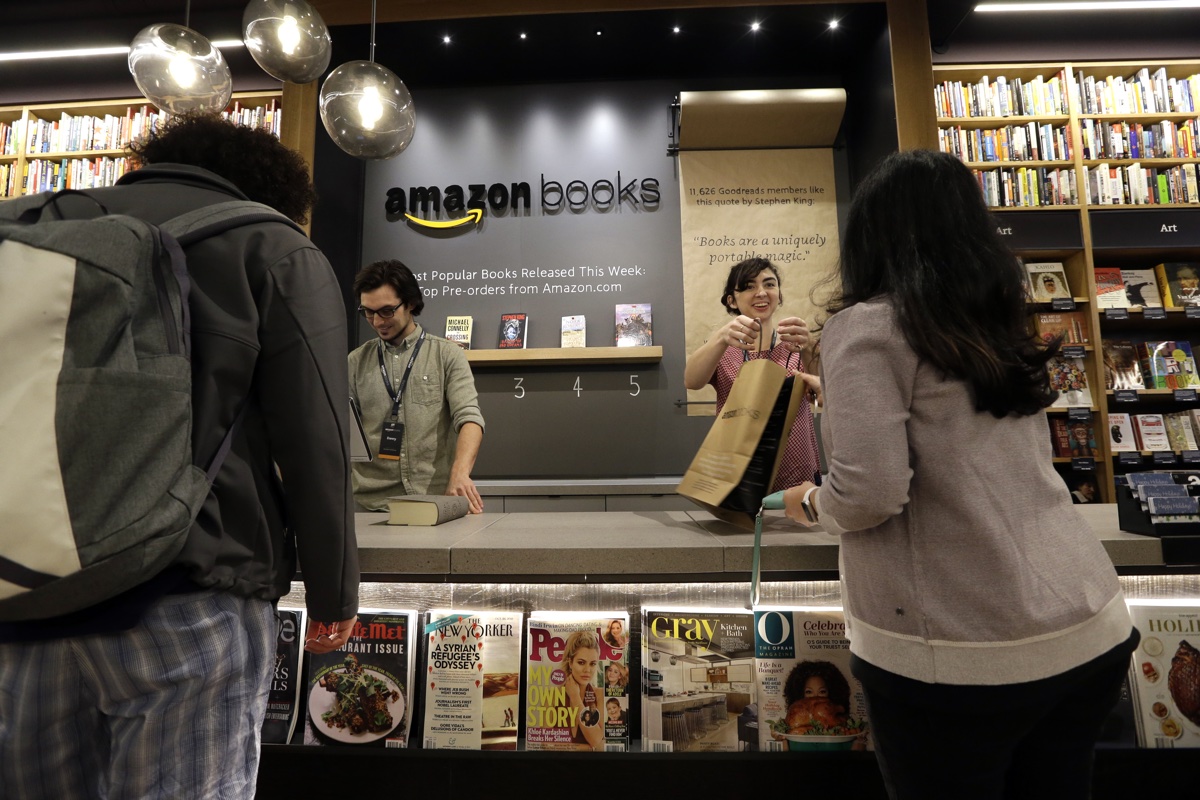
[385,171,660,234]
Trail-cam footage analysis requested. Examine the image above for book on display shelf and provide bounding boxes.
[302,610,416,747]
[640,608,757,753]
[1127,600,1200,748]
[1165,412,1200,453]
[1025,262,1072,304]
[615,303,653,347]
[560,315,586,348]
[1120,268,1163,308]
[1155,263,1200,309]
[525,611,630,752]
[1133,414,1172,452]
[1108,413,1139,453]
[1101,339,1145,390]
[498,313,528,349]
[1066,417,1098,457]
[753,607,869,753]
[422,609,524,750]
[1034,310,1089,345]
[1138,341,1199,390]
[1046,354,1094,408]
[261,607,306,744]
[1049,417,1074,458]
[386,494,468,526]
[444,315,473,349]
[1093,267,1129,309]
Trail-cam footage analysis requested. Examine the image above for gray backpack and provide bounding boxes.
[0,190,296,621]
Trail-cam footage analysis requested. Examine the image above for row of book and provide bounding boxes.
[1084,162,1200,207]
[1025,261,1200,310]
[1076,68,1200,117]
[0,163,16,199]
[1108,412,1200,455]
[269,602,1200,751]
[1080,118,1199,161]
[0,121,16,156]
[972,165,1078,208]
[938,122,1072,164]
[934,71,1071,119]
[1103,339,1200,391]
[220,99,281,137]
[20,156,131,195]
[444,304,653,350]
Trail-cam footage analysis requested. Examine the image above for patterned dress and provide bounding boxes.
[710,343,820,492]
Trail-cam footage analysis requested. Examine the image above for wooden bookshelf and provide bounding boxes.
[466,346,662,368]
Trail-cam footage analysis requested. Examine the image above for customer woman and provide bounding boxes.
[781,150,1137,800]
[684,258,820,491]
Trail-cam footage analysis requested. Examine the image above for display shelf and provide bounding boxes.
[465,345,662,367]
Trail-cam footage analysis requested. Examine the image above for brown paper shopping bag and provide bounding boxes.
[677,357,805,529]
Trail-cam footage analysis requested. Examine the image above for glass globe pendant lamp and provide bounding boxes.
[242,0,331,84]
[318,0,415,160]
[128,5,232,115]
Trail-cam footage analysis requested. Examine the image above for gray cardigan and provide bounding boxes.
[812,298,1131,685]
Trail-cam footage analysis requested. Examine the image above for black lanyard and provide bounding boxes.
[377,331,426,419]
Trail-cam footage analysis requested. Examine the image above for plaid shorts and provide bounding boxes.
[0,590,275,800]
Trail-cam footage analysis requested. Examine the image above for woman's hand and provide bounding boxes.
[797,372,823,407]
[565,677,583,707]
[777,316,811,352]
[783,481,819,527]
[719,315,763,351]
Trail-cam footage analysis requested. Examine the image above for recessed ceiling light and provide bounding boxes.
[442,35,451,44]
[978,1,1200,10]
[519,32,527,40]
[673,26,681,34]
[750,21,761,32]
[595,29,603,36]
[829,20,840,29]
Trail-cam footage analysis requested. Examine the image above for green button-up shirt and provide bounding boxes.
[349,324,485,511]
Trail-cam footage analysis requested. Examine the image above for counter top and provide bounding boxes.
[348,503,1164,580]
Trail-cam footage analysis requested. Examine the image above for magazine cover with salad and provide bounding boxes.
[423,609,524,750]
[303,609,416,747]
[261,606,305,744]
[753,607,870,752]
[526,611,630,752]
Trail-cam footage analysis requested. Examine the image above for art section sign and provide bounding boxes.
[679,149,840,414]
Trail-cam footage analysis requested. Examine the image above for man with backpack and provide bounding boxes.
[0,114,358,799]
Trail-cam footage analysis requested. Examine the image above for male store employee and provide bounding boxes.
[349,260,486,512]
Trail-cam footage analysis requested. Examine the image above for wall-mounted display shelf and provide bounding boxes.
[466,346,662,368]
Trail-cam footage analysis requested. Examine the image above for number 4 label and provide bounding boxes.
[574,377,582,397]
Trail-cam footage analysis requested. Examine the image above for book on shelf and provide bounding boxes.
[1156,263,1200,309]
[1046,354,1094,408]
[387,494,468,526]
[1138,341,1200,390]
[303,610,416,747]
[498,313,528,349]
[1108,413,1140,453]
[444,315,473,349]
[640,607,756,753]
[423,609,524,750]
[753,607,869,753]
[261,606,306,744]
[1133,414,1172,452]
[1066,418,1098,457]
[1025,262,1072,304]
[1049,418,1074,458]
[1034,311,1089,345]
[1121,268,1163,308]
[560,315,586,348]
[1101,339,1146,390]
[526,611,630,752]
[1093,268,1129,309]
[1126,600,1200,748]
[614,303,653,347]
[1166,412,1200,452]
[1147,495,1200,524]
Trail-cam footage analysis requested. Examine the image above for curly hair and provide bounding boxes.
[126,112,316,224]
[783,660,851,710]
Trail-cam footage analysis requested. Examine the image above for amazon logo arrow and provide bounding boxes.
[404,208,483,230]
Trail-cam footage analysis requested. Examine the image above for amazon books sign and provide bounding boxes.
[385,171,661,231]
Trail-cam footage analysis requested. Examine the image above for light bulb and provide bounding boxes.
[168,53,198,88]
[319,60,415,159]
[128,23,232,114]
[278,15,301,55]
[242,0,331,84]
[358,85,383,130]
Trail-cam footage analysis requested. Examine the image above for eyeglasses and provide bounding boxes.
[358,304,402,319]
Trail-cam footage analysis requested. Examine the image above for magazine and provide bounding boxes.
[261,606,306,744]
[753,607,870,753]
[303,609,416,747]
[526,611,630,752]
[641,607,756,752]
[423,609,524,750]
[1127,600,1200,748]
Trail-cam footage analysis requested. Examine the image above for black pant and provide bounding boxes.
[853,632,1137,800]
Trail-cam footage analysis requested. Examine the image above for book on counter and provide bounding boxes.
[1126,600,1200,748]
[387,494,468,526]
[1094,267,1129,309]
[303,610,416,747]
[526,611,630,752]
[560,315,586,348]
[261,606,306,744]
[444,315,473,349]
[423,609,524,750]
[498,312,528,349]
[1025,262,1072,304]
[614,303,653,347]
[641,607,756,753]
[753,607,869,752]
[1108,412,1139,453]
[1046,354,1094,408]
[1121,268,1164,307]
[1138,341,1199,390]
[1155,262,1200,309]
[1034,310,1089,345]
[1101,339,1145,390]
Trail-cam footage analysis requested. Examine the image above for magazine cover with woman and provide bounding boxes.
[525,611,630,752]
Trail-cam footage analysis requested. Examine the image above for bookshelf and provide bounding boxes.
[466,346,663,368]
[0,90,282,198]
[934,60,1200,505]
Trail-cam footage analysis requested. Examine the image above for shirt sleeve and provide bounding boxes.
[256,242,359,622]
[814,301,917,535]
[443,344,485,433]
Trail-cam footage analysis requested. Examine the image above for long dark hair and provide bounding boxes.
[829,150,1058,417]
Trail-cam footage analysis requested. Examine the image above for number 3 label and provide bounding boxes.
[513,377,525,399]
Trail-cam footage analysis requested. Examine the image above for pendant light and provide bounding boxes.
[242,0,331,84]
[128,1,232,115]
[318,0,415,160]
